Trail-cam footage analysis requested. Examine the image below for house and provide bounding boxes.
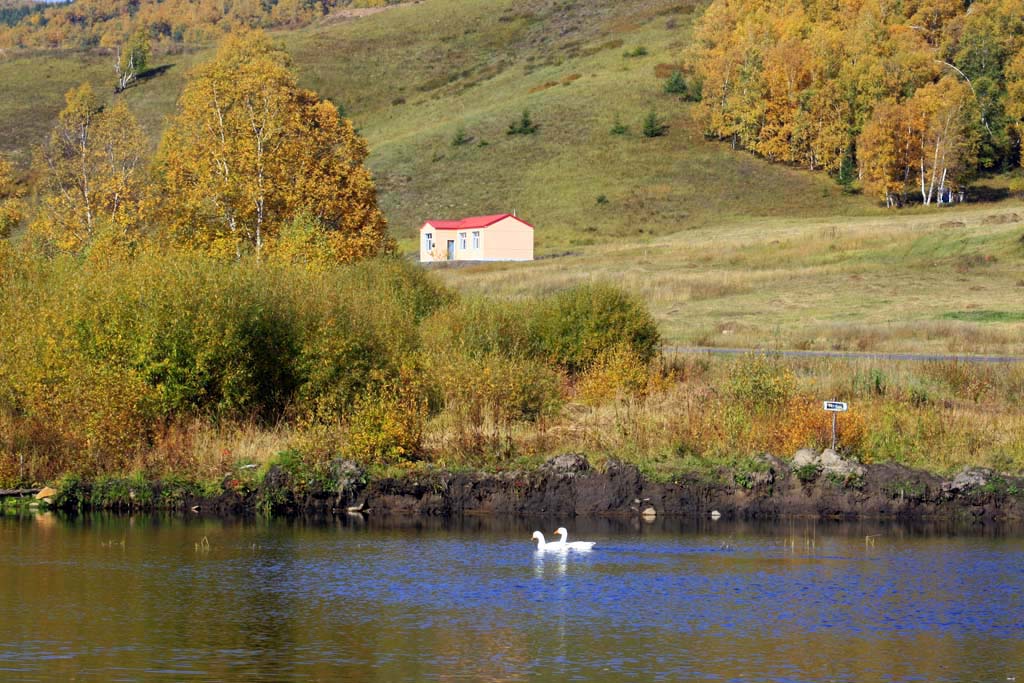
[419,213,534,262]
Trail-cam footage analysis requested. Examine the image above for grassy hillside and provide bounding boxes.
[1,0,1022,354]
[284,0,875,250]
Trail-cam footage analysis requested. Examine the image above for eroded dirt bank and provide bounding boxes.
[46,452,1022,521]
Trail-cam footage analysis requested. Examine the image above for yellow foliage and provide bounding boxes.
[343,367,428,465]
[0,156,24,239]
[33,85,148,253]
[158,31,394,262]
[576,343,656,406]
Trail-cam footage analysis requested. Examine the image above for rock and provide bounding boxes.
[942,467,993,495]
[710,510,721,520]
[35,486,57,501]
[332,459,367,496]
[641,506,657,519]
[819,448,865,478]
[792,449,817,468]
[792,449,864,479]
[543,453,591,475]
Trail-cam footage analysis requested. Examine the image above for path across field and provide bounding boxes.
[664,346,1024,364]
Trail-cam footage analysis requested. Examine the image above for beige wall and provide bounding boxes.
[480,216,533,261]
[419,217,533,262]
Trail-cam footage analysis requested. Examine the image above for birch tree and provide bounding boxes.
[34,84,147,252]
[1007,48,1024,167]
[158,31,392,262]
[114,27,151,92]
[907,77,980,204]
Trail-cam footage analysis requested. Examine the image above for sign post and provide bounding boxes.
[823,401,848,450]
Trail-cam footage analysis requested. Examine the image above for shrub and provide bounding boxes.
[727,354,796,415]
[576,343,653,405]
[344,367,428,465]
[610,114,628,136]
[0,251,453,478]
[507,110,539,135]
[529,283,660,375]
[451,126,473,146]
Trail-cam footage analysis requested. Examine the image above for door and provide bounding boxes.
[447,240,455,260]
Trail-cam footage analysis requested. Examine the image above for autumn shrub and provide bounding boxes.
[529,283,659,375]
[727,353,796,415]
[576,343,654,405]
[343,367,429,466]
[0,250,452,479]
[771,395,867,457]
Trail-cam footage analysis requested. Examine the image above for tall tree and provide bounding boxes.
[34,84,147,252]
[158,31,393,262]
[908,77,980,204]
[114,26,151,92]
[1007,49,1024,168]
[858,99,916,207]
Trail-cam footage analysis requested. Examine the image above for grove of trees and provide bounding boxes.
[689,0,1024,206]
[0,0,401,50]
[9,31,393,262]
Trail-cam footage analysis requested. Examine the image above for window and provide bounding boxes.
[459,232,467,250]
[472,231,480,249]
[425,232,433,252]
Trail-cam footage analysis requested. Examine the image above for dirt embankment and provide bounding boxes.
[168,451,1024,522]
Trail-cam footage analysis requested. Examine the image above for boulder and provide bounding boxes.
[332,459,367,497]
[791,448,864,478]
[942,467,994,495]
[543,453,591,476]
[792,449,817,468]
[819,448,865,478]
[35,486,58,501]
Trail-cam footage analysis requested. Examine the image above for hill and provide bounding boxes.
[0,0,1022,352]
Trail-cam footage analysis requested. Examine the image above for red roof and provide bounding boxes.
[420,213,534,231]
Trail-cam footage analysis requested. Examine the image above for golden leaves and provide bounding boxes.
[158,31,393,263]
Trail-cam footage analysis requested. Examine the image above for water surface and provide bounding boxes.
[1,514,1021,681]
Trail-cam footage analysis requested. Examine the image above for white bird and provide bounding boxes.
[531,530,558,551]
[552,527,596,551]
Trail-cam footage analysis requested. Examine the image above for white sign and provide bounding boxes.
[823,401,848,412]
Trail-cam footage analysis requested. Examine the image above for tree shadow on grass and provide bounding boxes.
[137,63,174,84]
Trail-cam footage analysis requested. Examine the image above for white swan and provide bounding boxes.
[532,530,559,551]
[552,527,596,551]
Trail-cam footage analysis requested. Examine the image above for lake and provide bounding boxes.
[1,513,1021,681]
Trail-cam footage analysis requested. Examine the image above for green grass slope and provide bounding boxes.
[284,0,874,251]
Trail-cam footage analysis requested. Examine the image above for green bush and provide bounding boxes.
[529,283,660,375]
[0,251,452,479]
[727,354,796,415]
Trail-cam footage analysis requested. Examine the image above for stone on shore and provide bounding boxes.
[543,453,591,476]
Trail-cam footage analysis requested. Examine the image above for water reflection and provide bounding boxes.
[0,511,1022,682]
